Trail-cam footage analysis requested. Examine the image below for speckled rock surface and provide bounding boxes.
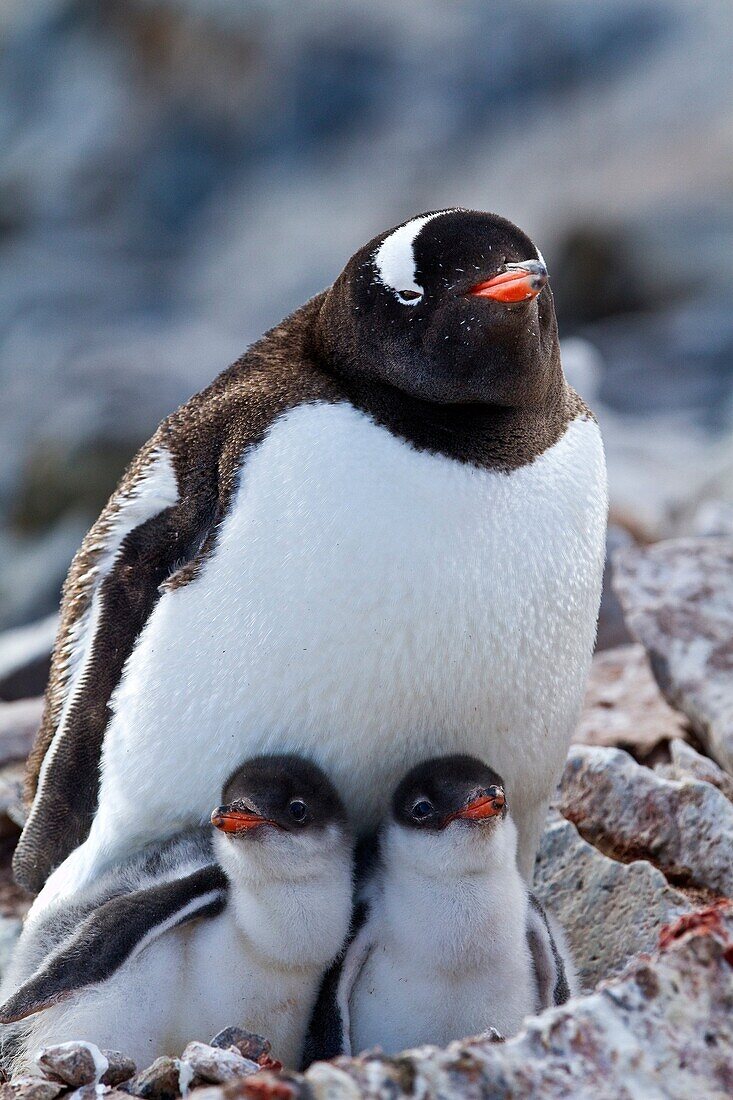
[0,1079,65,1100]
[35,1044,108,1088]
[574,642,688,757]
[230,906,733,1100]
[614,537,733,774]
[100,1054,137,1088]
[533,814,691,989]
[180,1045,258,1085]
[559,743,733,897]
[120,1058,181,1100]
[657,738,733,803]
[209,1031,270,1065]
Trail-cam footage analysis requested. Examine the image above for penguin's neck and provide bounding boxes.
[328,362,573,472]
[378,824,528,974]
[215,834,352,971]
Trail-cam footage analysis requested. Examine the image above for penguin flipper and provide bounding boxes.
[301,901,373,1066]
[14,438,219,894]
[0,864,227,1023]
[526,892,575,1010]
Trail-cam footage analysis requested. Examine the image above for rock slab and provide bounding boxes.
[657,738,733,803]
[614,537,733,775]
[558,743,733,898]
[574,642,688,757]
[533,813,691,989]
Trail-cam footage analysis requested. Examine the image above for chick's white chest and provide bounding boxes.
[175,912,316,1067]
[350,892,534,1053]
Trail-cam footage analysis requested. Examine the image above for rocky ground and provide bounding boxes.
[0,533,731,1098]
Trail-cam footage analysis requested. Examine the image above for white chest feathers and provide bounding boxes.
[62,400,605,895]
[349,821,536,1053]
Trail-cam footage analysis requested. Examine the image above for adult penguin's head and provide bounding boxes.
[319,208,560,410]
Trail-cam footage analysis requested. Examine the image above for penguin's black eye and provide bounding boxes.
[288,799,307,823]
[397,289,422,303]
[411,799,434,820]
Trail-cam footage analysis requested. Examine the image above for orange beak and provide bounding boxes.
[448,786,506,823]
[211,804,274,833]
[467,260,547,304]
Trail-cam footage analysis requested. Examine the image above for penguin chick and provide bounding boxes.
[307,754,575,1060]
[0,756,352,1072]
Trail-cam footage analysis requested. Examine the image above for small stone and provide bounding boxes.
[209,1031,270,1063]
[36,1043,109,1088]
[559,744,733,897]
[120,1057,181,1100]
[533,813,691,989]
[101,1054,136,1088]
[613,537,733,775]
[66,1088,106,1100]
[234,1075,300,1100]
[180,1044,258,1086]
[665,739,733,803]
[0,1078,64,1100]
[574,643,688,758]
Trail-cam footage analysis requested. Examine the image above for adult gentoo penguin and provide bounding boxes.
[15,207,607,908]
[0,756,353,1071]
[304,754,575,1061]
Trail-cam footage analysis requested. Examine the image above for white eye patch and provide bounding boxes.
[372,210,454,305]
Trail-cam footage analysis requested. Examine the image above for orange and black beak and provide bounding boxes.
[446,785,506,825]
[211,802,275,834]
[467,260,547,304]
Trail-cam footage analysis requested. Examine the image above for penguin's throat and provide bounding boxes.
[332,371,572,472]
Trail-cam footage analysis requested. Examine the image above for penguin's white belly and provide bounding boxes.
[18,914,314,1070]
[349,937,535,1054]
[41,400,606,900]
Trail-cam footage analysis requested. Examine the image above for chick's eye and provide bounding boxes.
[397,289,421,303]
[289,799,307,822]
[412,799,433,820]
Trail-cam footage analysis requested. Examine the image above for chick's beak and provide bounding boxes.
[211,803,272,833]
[467,260,547,303]
[452,786,506,822]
